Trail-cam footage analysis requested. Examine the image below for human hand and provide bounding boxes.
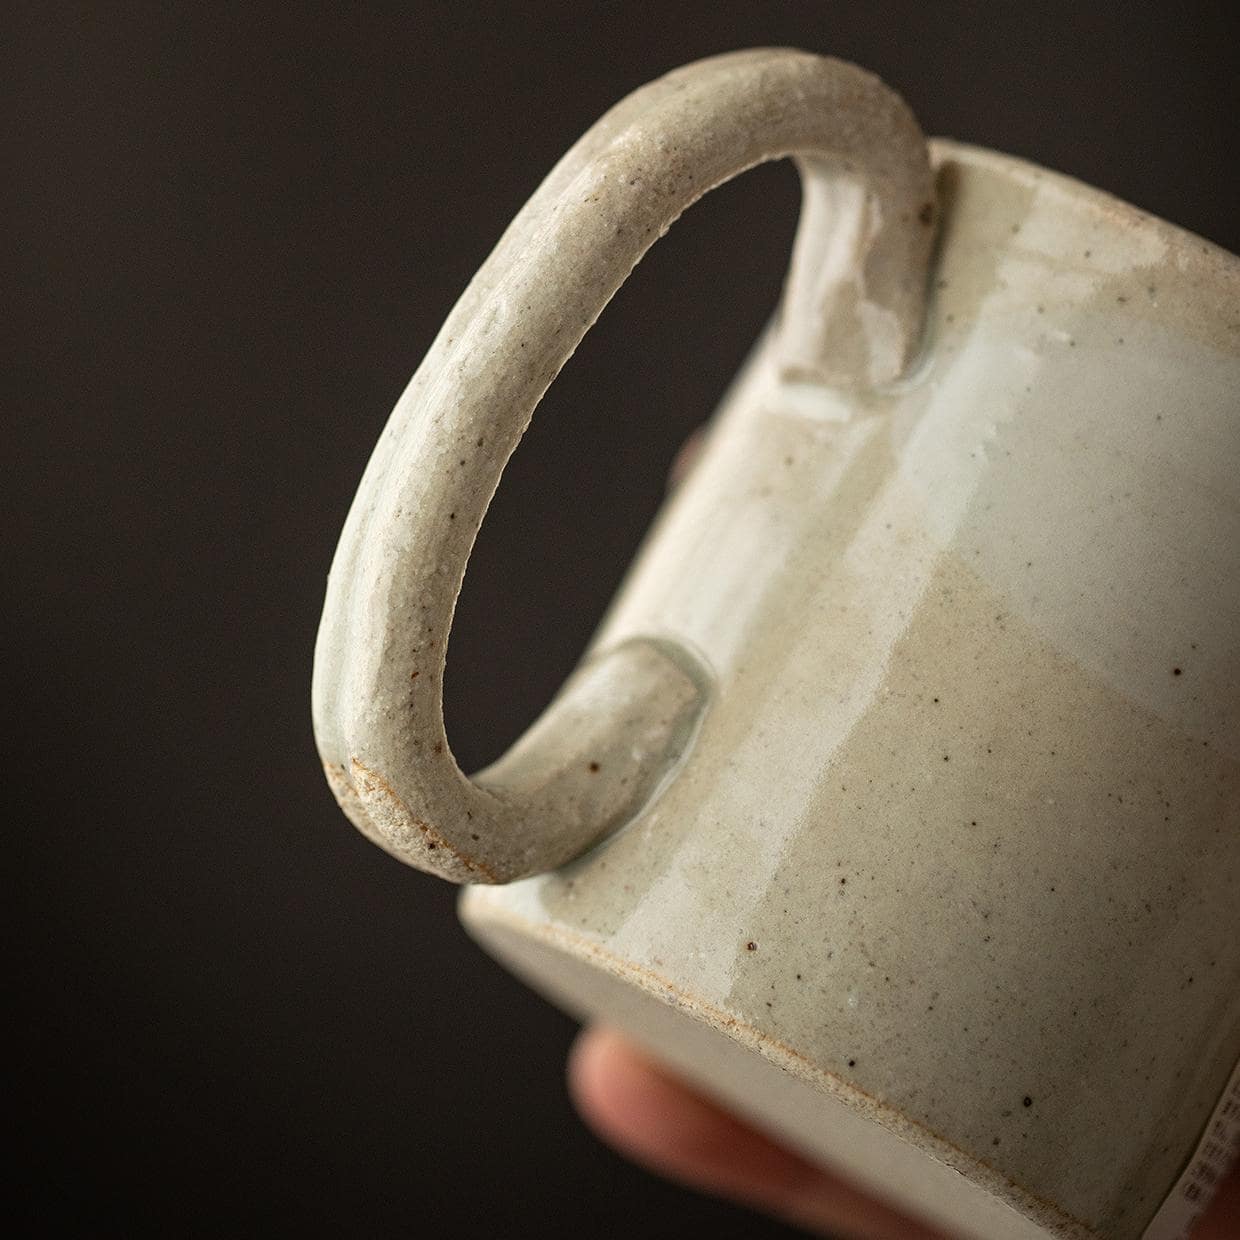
[569,1026,1240,1240]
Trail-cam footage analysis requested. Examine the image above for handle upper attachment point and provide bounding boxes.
[312,49,935,883]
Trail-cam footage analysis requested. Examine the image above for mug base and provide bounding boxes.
[460,893,1098,1240]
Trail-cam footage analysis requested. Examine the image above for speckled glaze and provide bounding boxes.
[314,50,1240,1240]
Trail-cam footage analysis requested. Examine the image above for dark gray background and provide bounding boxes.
[8,3,1237,1237]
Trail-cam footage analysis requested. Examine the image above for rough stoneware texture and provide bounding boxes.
[462,141,1240,1240]
[312,49,934,882]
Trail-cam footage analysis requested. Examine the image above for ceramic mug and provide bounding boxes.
[313,50,1240,1240]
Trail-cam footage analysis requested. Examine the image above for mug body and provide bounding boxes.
[462,140,1240,1240]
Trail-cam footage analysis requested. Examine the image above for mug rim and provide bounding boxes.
[928,136,1239,275]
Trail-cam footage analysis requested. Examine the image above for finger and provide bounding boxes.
[668,426,706,488]
[568,1026,944,1239]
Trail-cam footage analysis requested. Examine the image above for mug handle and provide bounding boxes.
[312,48,934,882]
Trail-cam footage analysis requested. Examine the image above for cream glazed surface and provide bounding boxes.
[462,138,1240,1240]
